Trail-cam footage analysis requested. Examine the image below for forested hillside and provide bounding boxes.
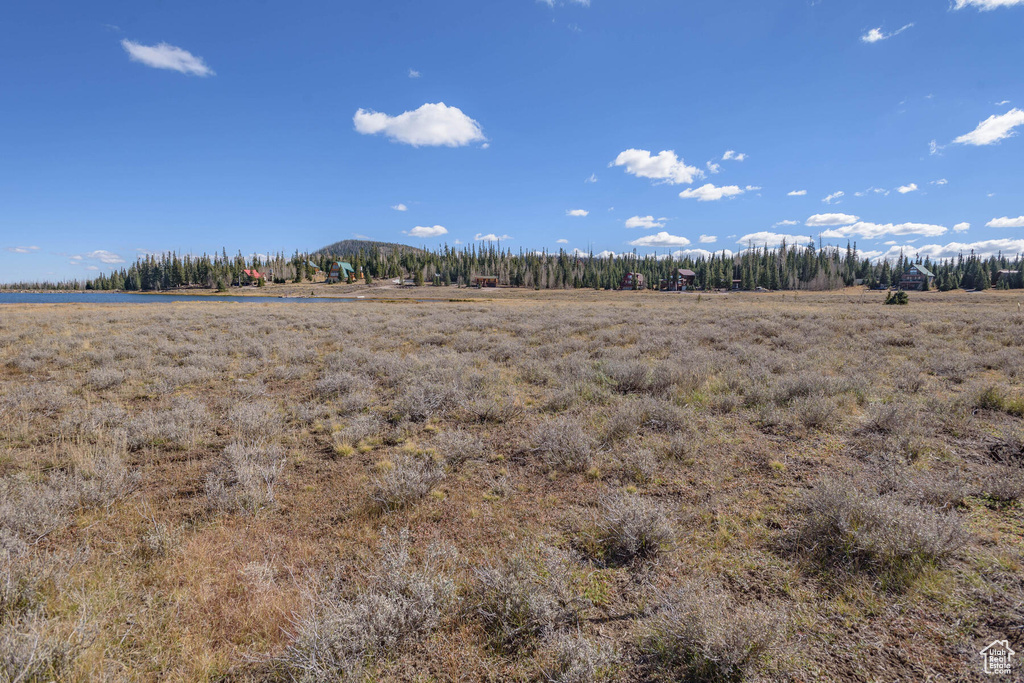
[10,240,1022,292]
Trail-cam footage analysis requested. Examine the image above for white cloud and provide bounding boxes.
[86,265,99,271]
[987,216,1024,228]
[954,0,1024,10]
[595,250,616,258]
[722,150,747,161]
[566,209,589,217]
[861,23,913,43]
[806,213,859,227]
[953,108,1024,146]
[931,179,948,186]
[737,232,812,247]
[861,28,885,43]
[611,149,700,185]
[408,68,421,78]
[897,183,919,194]
[628,232,691,247]
[556,238,569,244]
[772,219,799,228]
[679,183,744,201]
[706,161,721,174]
[121,40,214,76]
[699,234,717,243]
[996,100,1011,106]
[584,173,598,183]
[405,225,448,238]
[672,248,732,259]
[391,203,408,212]
[823,191,845,204]
[929,140,943,156]
[625,215,664,229]
[5,246,40,254]
[475,233,511,241]
[85,250,125,264]
[954,222,971,232]
[820,221,949,240]
[788,190,807,196]
[353,102,486,147]
[878,238,1024,261]
[745,185,762,192]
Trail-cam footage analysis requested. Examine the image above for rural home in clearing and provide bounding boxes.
[660,268,696,291]
[994,269,1021,286]
[471,275,498,288]
[326,261,356,283]
[620,272,645,290]
[899,264,935,291]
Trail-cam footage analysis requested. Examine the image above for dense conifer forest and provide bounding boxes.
[7,240,1023,291]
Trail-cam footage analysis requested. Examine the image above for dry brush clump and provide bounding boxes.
[639,578,780,682]
[126,396,210,450]
[541,633,620,683]
[472,549,589,656]
[279,529,456,681]
[522,416,596,473]
[205,441,286,514]
[794,478,967,586]
[579,493,673,566]
[432,428,485,467]
[369,454,445,512]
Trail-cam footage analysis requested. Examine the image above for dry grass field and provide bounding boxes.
[1,291,1022,682]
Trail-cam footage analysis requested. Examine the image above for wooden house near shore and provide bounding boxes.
[471,275,499,288]
[326,262,356,283]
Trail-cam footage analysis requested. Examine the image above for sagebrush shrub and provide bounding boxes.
[370,455,445,512]
[640,579,778,683]
[432,429,485,466]
[473,549,587,655]
[543,634,619,683]
[280,529,456,680]
[796,479,967,585]
[523,416,594,473]
[206,441,286,514]
[583,494,673,565]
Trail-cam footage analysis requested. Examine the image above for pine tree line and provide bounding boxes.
[55,241,1024,292]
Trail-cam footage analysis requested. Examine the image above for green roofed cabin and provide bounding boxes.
[327,261,356,283]
[898,264,934,291]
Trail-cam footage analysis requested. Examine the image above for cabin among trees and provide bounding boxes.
[898,264,935,291]
[326,262,356,283]
[620,272,645,290]
[660,268,696,291]
[70,240,1024,295]
[994,270,1021,287]
[471,275,499,288]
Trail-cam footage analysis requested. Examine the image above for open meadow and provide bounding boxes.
[1,290,1022,682]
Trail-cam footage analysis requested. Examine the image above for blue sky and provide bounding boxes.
[2,0,1023,281]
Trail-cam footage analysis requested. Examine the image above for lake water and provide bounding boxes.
[0,292,361,305]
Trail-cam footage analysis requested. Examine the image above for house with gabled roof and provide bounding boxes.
[898,264,934,291]
[326,261,356,283]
